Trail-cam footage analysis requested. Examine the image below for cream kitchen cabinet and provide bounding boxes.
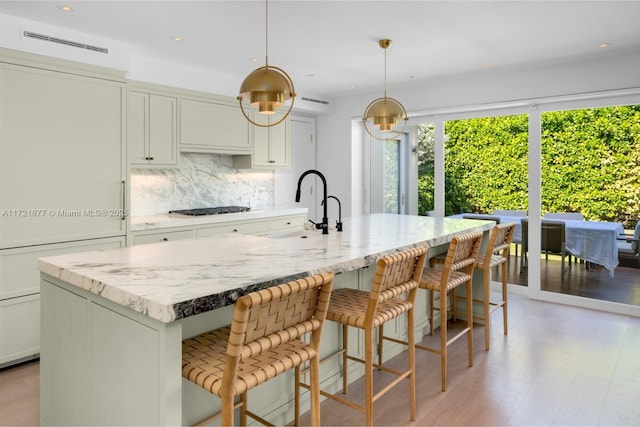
[0,54,127,249]
[179,96,251,154]
[269,215,305,234]
[0,236,126,367]
[132,228,196,245]
[234,111,290,169]
[196,220,269,238]
[131,213,307,245]
[0,48,127,366]
[127,84,178,167]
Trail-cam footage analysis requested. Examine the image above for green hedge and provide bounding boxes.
[417,105,640,228]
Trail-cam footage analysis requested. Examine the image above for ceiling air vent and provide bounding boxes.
[300,96,330,106]
[22,30,109,54]
[294,95,333,114]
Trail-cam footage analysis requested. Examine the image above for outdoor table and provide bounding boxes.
[450,214,624,277]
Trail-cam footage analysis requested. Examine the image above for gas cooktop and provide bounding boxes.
[168,206,251,216]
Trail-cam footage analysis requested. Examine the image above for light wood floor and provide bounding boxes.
[2,292,639,426]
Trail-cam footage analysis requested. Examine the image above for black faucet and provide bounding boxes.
[295,169,329,234]
[321,195,343,232]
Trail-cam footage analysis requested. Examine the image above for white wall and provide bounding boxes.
[317,50,640,218]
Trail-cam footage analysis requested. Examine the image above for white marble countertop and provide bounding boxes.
[38,214,492,323]
[130,206,309,232]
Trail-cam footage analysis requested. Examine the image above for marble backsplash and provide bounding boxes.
[130,153,274,217]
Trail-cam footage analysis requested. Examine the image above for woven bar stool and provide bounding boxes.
[296,246,427,426]
[431,223,516,351]
[182,272,334,426]
[420,231,483,391]
[474,222,516,350]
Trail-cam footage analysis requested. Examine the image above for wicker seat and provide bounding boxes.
[182,272,334,426]
[421,231,484,391]
[295,247,427,426]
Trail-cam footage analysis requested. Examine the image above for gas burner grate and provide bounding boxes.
[169,206,251,216]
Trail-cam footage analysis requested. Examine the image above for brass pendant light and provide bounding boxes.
[362,39,408,140]
[238,0,296,127]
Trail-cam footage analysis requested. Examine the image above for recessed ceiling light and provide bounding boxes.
[57,5,74,12]
[351,84,358,89]
[599,42,611,48]
[482,63,490,68]
[170,36,183,42]
[249,58,258,62]
[307,73,316,78]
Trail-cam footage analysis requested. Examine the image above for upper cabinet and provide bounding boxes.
[127,83,178,168]
[234,111,290,169]
[179,96,251,155]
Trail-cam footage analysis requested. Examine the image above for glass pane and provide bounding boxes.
[444,114,529,286]
[444,114,528,216]
[383,140,400,213]
[540,105,640,306]
[417,123,435,216]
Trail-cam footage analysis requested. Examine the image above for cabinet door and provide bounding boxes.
[244,111,290,168]
[127,91,149,165]
[269,113,290,166]
[0,294,39,366]
[128,92,178,167]
[148,94,178,166]
[0,63,126,248]
[180,98,251,154]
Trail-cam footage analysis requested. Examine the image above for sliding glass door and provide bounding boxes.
[540,104,640,305]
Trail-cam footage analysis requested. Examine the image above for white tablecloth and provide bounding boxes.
[450,214,624,275]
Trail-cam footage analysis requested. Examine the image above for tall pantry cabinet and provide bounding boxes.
[0,50,127,366]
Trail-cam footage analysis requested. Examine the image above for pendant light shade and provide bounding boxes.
[238,0,295,127]
[362,39,408,140]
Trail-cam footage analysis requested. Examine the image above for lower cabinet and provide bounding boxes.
[0,294,39,366]
[269,215,306,234]
[196,220,269,238]
[0,236,126,367]
[131,214,306,245]
[132,229,195,245]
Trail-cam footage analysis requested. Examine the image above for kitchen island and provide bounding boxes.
[38,214,493,426]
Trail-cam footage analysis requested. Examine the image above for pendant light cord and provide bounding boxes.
[383,46,388,99]
[265,0,269,68]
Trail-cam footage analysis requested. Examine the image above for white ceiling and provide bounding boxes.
[1,1,639,99]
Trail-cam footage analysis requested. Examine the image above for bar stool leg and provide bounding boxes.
[408,306,416,421]
[466,280,474,368]
[342,323,349,394]
[429,290,435,336]
[502,261,508,335]
[310,355,321,426]
[365,326,374,426]
[440,289,448,392]
[483,266,491,351]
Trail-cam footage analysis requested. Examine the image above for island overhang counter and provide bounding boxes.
[38,214,493,426]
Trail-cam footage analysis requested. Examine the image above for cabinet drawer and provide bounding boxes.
[269,215,305,234]
[196,220,269,238]
[1,237,126,300]
[0,294,40,366]
[133,229,195,245]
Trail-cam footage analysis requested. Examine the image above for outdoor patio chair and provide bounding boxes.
[521,219,570,279]
[617,221,640,257]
